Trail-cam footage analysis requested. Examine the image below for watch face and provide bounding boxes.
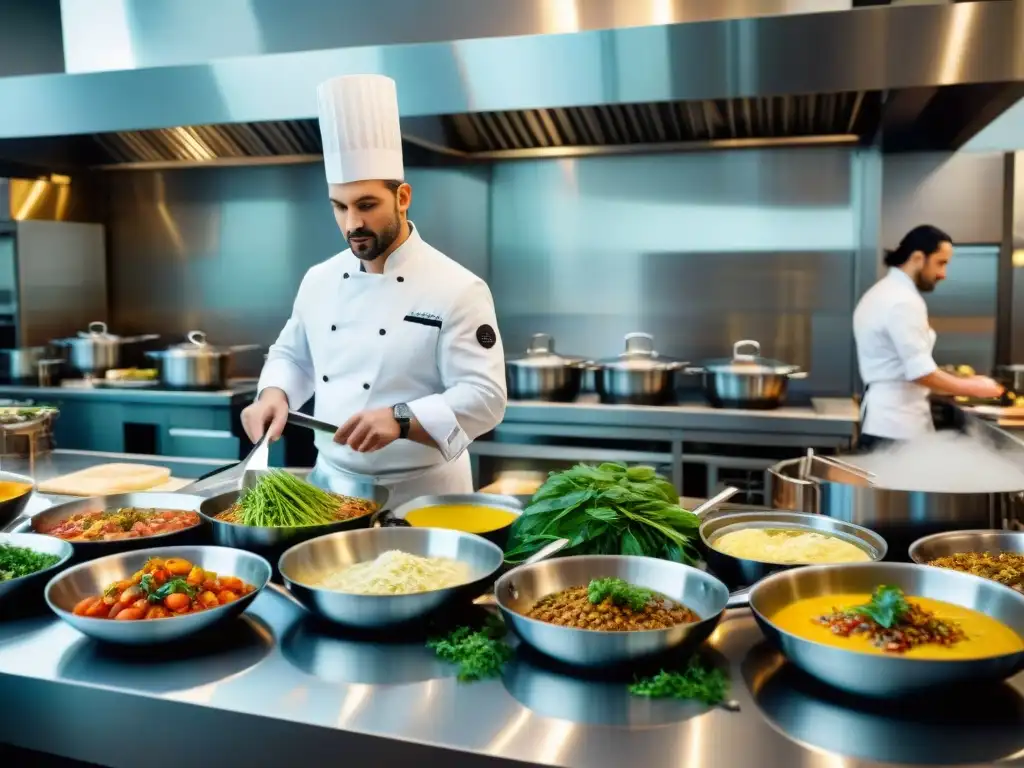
[394,403,412,421]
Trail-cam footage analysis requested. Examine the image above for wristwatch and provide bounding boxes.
[393,403,412,439]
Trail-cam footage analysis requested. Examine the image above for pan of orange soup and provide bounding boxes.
[748,562,1024,697]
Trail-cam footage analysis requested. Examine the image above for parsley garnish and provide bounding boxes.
[587,577,654,612]
[427,617,513,682]
[850,585,910,629]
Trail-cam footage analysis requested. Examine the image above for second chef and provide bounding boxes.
[242,73,507,507]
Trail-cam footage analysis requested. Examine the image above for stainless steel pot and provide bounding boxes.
[686,340,806,410]
[147,330,261,389]
[52,321,159,377]
[593,333,684,405]
[506,333,587,402]
[769,456,1003,559]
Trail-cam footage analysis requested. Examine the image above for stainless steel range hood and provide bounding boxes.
[0,1,1021,169]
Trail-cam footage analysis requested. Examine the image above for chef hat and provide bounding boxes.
[317,74,404,184]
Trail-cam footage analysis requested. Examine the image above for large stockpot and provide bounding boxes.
[505,333,587,402]
[146,330,261,389]
[52,321,159,377]
[593,333,685,406]
[769,456,1003,559]
[685,340,806,410]
[0,347,65,384]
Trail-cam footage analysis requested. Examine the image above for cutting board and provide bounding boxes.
[38,463,173,497]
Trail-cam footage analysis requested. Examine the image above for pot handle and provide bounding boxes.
[726,587,750,609]
[733,339,760,360]
[624,332,655,356]
[787,370,808,380]
[527,333,554,355]
[120,333,161,344]
[226,343,263,354]
[683,366,706,374]
[187,330,208,347]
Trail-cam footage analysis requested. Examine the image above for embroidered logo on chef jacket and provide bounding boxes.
[404,311,443,329]
[476,324,497,349]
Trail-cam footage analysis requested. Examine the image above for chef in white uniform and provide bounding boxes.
[242,74,507,507]
[853,224,1002,448]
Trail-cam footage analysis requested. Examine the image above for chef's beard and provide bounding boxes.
[347,206,402,262]
[914,274,938,293]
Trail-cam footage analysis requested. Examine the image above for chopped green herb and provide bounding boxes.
[505,463,700,565]
[139,574,197,603]
[428,617,513,682]
[850,585,909,629]
[629,659,730,705]
[587,577,654,612]
[0,543,61,582]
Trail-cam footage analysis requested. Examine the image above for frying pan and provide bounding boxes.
[495,554,741,667]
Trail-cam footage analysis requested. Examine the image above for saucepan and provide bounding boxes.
[146,330,263,389]
[52,321,160,377]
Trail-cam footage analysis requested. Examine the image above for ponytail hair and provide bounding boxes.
[884,225,953,267]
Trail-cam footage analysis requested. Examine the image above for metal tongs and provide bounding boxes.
[180,433,271,496]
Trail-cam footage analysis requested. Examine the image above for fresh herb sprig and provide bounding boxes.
[427,617,513,682]
[239,470,340,528]
[0,544,61,582]
[139,574,197,604]
[587,577,654,612]
[629,659,730,705]
[850,585,910,629]
[505,463,700,565]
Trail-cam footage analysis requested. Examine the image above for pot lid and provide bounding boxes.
[700,340,798,374]
[506,333,586,369]
[76,321,121,342]
[596,333,684,372]
[164,330,229,357]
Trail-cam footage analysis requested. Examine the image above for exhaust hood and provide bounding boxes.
[0,1,1021,169]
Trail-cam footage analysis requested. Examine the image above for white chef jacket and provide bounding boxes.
[257,223,507,505]
[852,267,938,440]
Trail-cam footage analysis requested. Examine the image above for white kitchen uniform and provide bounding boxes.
[256,73,507,507]
[853,267,938,440]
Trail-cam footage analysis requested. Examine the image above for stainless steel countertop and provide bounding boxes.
[2,586,1020,768]
[0,379,258,406]
[502,396,858,437]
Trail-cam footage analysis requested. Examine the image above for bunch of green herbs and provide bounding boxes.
[505,463,700,564]
[0,543,61,582]
[238,470,340,528]
[587,577,654,611]
[629,658,731,705]
[428,616,513,682]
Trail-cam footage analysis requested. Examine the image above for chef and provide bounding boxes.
[853,224,1002,449]
[241,74,507,507]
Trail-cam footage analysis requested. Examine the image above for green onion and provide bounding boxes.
[238,471,341,528]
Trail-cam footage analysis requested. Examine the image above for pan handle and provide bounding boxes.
[725,587,750,609]
[523,537,569,565]
[692,486,740,519]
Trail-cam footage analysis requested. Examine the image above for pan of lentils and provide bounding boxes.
[525,577,700,631]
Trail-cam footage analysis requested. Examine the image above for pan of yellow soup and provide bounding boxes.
[748,562,1024,697]
[699,510,887,589]
[385,493,523,548]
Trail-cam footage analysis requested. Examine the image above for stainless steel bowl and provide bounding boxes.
[495,554,733,667]
[0,532,73,601]
[700,510,887,589]
[388,492,523,548]
[749,562,1024,697]
[45,545,272,645]
[279,526,505,629]
[199,474,386,562]
[30,492,207,559]
[0,471,35,530]
[909,529,1024,564]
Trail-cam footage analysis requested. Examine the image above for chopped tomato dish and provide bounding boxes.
[71,557,256,621]
[43,508,200,542]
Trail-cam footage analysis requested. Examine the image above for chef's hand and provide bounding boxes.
[962,375,1004,400]
[241,387,290,443]
[334,407,400,453]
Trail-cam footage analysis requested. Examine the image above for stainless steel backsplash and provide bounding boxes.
[102,162,491,346]
[491,148,862,396]
[97,147,998,395]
